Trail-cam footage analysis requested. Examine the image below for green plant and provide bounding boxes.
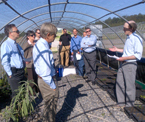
[2,80,38,122]
[140,95,145,99]
[0,74,11,99]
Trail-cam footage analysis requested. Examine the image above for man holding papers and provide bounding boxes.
[71,29,84,77]
[109,20,143,107]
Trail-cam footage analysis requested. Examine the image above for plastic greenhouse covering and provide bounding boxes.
[0,0,145,77]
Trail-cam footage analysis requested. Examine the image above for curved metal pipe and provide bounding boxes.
[57,0,69,26]
[0,16,86,46]
[1,1,143,33]
[15,11,124,45]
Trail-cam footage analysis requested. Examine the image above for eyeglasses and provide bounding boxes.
[86,30,91,33]
[123,27,130,31]
[30,34,35,37]
[11,30,19,34]
[37,32,40,34]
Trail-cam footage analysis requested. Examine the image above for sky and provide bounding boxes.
[0,0,145,33]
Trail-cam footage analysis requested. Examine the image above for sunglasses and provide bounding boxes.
[123,27,131,31]
[30,34,35,37]
[86,30,91,33]
[37,32,40,34]
[12,30,19,34]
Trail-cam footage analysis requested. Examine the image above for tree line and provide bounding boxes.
[95,13,145,28]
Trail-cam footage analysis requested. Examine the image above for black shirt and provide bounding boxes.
[59,33,71,46]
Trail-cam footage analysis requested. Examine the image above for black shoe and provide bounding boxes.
[86,80,91,83]
[64,66,69,68]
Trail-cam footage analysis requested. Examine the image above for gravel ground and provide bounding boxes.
[0,53,136,122]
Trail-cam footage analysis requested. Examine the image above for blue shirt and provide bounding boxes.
[1,37,24,76]
[122,32,143,62]
[70,35,82,53]
[33,38,56,89]
[81,35,97,53]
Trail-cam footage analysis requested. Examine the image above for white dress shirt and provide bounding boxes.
[33,38,56,89]
[122,32,143,62]
[1,37,24,76]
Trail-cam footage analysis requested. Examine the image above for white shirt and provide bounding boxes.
[81,35,97,53]
[122,32,143,62]
[33,38,56,89]
[1,38,24,76]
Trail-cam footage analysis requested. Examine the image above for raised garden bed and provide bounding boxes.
[139,95,145,104]
[132,112,145,122]
[124,106,145,118]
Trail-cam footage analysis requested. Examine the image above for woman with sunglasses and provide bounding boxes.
[22,30,38,95]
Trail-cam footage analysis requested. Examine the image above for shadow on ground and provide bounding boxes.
[56,84,87,122]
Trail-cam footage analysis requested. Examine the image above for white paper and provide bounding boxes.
[63,68,76,77]
[107,54,119,59]
[76,53,82,60]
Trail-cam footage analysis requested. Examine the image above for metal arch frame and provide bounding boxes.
[57,0,68,26]
[18,10,123,46]
[1,1,144,42]
[48,0,52,22]
[1,1,143,32]
[0,15,87,46]
[14,10,125,44]
[0,10,125,48]
[0,10,123,48]
[16,12,87,28]
[1,1,144,44]
[0,8,126,46]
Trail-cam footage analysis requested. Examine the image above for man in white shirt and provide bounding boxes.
[109,20,143,107]
[1,24,27,98]
[33,23,58,122]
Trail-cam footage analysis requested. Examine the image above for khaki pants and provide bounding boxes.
[38,78,58,122]
[60,45,70,66]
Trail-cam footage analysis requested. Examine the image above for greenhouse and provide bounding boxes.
[0,0,145,121]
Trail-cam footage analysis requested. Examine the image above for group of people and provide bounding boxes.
[1,23,58,122]
[59,28,97,85]
[0,20,143,121]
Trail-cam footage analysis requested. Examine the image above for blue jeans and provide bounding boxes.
[73,51,84,76]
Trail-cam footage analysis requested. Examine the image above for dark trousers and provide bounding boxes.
[27,65,38,94]
[73,51,84,76]
[83,50,97,81]
[7,67,26,98]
